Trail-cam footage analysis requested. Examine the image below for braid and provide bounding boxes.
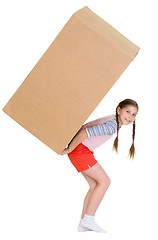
[128,120,136,159]
[113,107,119,153]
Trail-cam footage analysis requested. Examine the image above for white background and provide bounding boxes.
[0,0,158,239]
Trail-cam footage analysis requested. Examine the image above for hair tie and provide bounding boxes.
[117,133,119,137]
[132,140,134,143]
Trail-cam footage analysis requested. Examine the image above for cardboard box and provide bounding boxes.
[2,6,140,154]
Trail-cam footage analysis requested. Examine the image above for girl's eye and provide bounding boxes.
[133,114,136,116]
[126,111,130,113]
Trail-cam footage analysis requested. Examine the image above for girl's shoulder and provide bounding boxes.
[81,114,116,130]
[102,114,116,122]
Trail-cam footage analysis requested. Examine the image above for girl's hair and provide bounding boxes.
[113,99,139,159]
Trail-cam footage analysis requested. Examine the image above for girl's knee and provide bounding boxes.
[107,177,111,187]
[83,163,111,189]
[107,176,111,185]
[98,176,111,189]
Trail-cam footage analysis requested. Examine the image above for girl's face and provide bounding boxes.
[117,105,138,126]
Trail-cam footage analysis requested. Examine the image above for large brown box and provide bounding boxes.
[2,6,140,154]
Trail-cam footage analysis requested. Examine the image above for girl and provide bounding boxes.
[61,99,138,233]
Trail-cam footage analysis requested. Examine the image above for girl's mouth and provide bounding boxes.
[125,118,130,123]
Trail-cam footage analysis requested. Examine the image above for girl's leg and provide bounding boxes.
[82,163,111,216]
[80,172,97,219]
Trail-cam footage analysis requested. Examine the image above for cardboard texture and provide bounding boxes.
[2,6,140,154]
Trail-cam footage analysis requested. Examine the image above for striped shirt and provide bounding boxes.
[86,118,117,137]
[81,116,117,151]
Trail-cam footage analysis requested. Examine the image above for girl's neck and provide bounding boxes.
[114,114,122,128]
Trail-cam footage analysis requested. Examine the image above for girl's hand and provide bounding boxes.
[60,129,88,156]
[60,148,70,155]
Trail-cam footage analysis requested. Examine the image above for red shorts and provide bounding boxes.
[67,143,98,172]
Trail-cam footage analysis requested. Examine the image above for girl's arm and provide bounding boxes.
[61,129,88,155]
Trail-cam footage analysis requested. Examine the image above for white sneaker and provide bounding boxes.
[80,219,107,233]
[77,223,92,232]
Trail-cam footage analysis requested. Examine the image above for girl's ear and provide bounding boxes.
[117,107,121,115]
